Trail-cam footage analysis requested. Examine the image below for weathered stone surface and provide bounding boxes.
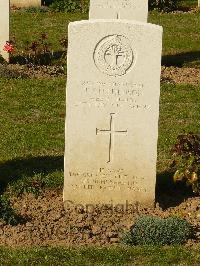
[89,0,148,22]
[64,20,162,207]
[0,0,9,62]
[10,0,41,7]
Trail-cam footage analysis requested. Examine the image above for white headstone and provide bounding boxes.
[64,20,163,208]
[0,0,9,62]
[89,0,148,22]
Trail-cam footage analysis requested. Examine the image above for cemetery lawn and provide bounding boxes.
[0,6,199,258]
[0,246,200,265]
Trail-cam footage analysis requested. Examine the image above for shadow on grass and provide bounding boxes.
[0,155,64,193]
[162,51,200,67]
[156,171,194,209]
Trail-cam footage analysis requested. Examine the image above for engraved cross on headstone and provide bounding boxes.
[96,113,127,163]
[105,45,124,67]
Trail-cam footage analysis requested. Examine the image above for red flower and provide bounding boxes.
[3,41,14,53]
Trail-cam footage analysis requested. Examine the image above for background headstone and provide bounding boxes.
[10,0,41,7]
[0,0,10,62]
[89,0,148,22]
[64,20,163,208]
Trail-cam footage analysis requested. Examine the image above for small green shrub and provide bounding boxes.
[8,172,63,197]
[171,133,200,195]
[49,0,84,13]
[8,174,44,197]
[11,32,54,66]
[0,55,5,64]
[149,0,180,12]
[122,215,192,246]
[0,195,21,225]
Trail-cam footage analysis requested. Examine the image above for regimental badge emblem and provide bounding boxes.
[94,35,134,76]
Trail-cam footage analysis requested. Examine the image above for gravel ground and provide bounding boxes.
[0,190,199,247]
[161,67,200,87]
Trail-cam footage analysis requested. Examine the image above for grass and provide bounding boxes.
[0,78,65,160]
[150,11,200,65]
[0,246,199,265]
[158,83,200,171]
[0,78,65,193]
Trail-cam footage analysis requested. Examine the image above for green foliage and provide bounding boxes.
[47,0,179,13]
[122,216,192,246]
[0,194,21,225]
[149,0,180,12]
[48,0,88,13]
[8,174,44,197]
[8,172,63,197]
[11,32,54,66]
[171,133,200,194]
[0,55,5,64]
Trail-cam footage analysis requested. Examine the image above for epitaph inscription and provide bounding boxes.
[69,168,147,192]
[94,35,134,76]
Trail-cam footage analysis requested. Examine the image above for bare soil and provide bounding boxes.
[161,67,200,87]
[1,64,200,86]
[0,190,199,247]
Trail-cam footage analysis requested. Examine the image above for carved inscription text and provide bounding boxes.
[74,81,151,110]
[69,168,147,192]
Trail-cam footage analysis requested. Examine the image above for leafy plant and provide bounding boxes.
[171,133,200,194]
[10,33,54,66]
[0,194,22,225]
[8,174,45,197]
[149,0,180,11]
[49,0,83,13]
[7,172,63,197]
[122,215,192,246]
